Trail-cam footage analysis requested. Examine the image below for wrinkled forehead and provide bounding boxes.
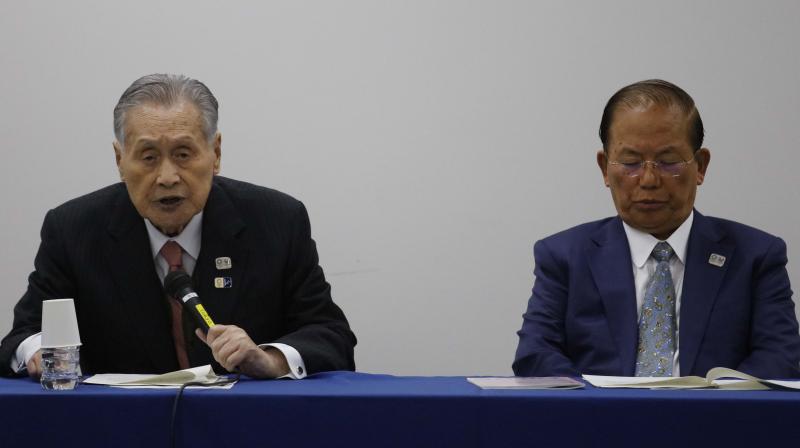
[611,100,690,123]
[122,101,207,146]
[607,103,693,152]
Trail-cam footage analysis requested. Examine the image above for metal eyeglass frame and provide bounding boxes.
[608,156,696,178]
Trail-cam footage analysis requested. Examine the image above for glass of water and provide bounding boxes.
[40,346,80,390]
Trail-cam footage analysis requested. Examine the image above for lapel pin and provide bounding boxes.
[215,257,232,270]
[214,277,233,288]
[708,253,726,267]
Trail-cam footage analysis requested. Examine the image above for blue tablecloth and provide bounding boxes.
[2,371,798,447]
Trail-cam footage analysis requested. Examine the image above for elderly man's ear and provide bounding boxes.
[596,149,610,187]
[113,141,125,181]
[694,148,711,185]
[212,132,222,175]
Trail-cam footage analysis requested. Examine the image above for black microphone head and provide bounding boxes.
[164,270,193,299]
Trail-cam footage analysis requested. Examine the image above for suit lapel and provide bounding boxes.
[586,218,639,375]
[193,182,248,333]
[679,211,734,375]
[105,188,177,372]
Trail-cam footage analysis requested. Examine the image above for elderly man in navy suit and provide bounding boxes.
[514,79,800,378]
[0,74,355,378]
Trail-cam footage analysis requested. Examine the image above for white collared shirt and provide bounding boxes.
[13,212,306,379]
[621,211,694,377]
[144,212,203,282]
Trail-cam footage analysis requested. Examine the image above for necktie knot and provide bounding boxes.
[651,242,674,263]
[160,241,184,272]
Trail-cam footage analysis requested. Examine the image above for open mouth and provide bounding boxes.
[156,196,184,207]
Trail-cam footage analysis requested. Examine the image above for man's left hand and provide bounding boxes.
[196,325,290,379]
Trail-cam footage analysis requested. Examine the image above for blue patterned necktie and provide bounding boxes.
[635,242,676,377]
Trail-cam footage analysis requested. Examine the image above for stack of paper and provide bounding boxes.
[467,376,584,390]
[83,365,236,389]
[583,367,800,390]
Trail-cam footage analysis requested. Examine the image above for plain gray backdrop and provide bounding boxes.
[1,1,798,375]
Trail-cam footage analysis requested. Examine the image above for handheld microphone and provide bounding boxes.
[164,270,216,334]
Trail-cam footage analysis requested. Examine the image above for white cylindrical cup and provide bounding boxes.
[41,299,82,348]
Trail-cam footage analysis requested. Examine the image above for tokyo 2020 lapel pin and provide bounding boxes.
[214,277,233,288]
[215,257,232,270]
[708,253,726,267]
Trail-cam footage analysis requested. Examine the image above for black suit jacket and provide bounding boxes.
[0,176,356,376]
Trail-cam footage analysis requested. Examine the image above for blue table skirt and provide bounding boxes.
[2,371,799,447]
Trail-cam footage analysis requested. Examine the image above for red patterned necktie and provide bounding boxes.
[159,241,190,370]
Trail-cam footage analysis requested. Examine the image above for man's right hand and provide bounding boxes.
[26,350,42,379]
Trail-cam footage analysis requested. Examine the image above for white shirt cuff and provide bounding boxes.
[258,342,307,379]
[11,333,42,373]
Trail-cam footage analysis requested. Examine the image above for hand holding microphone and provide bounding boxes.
[164,270,289,378]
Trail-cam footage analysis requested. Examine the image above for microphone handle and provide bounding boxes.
[175,287,215,333]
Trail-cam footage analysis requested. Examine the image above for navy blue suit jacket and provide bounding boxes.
[513,211,800,378]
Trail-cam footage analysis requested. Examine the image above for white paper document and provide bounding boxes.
[467,376,584,390]
[583,367,800,391]
[83,365,236,389]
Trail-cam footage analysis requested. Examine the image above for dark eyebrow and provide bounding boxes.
[173,136,198,146]
[618,147,643,156]
[132,138,156,148]
[132,135,199,149]
[655,146,679,155]
[618,146,681,156]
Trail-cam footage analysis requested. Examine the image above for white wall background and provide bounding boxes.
[1,0,798,376]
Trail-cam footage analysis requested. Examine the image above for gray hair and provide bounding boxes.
[113,74,219,145]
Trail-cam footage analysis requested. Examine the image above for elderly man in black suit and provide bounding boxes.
[0,74,356,378]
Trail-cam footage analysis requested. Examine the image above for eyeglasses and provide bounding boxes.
[608,157,695,178]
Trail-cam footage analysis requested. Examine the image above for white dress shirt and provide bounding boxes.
[13,212,307,379]
[621,211,694,377]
